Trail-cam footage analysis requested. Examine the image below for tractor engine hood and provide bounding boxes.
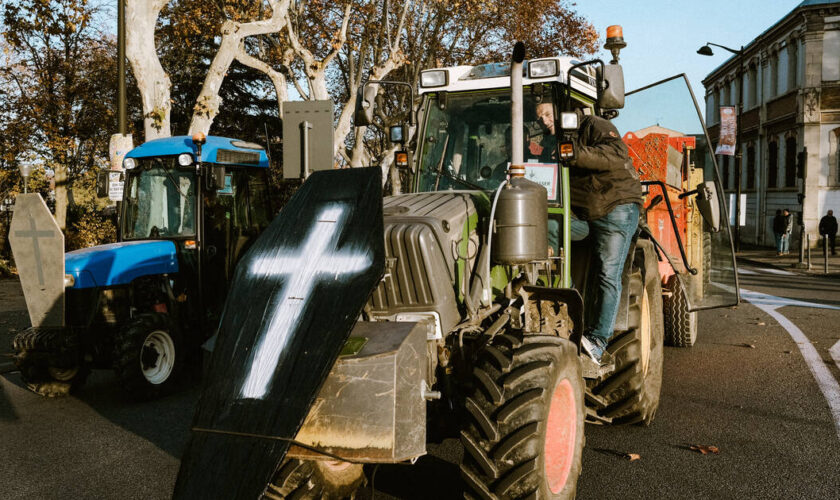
[174,168,384,499]
[64,241,178,289]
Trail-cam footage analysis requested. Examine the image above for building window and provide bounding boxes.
[784,136,797,187]
[787,42,798,90]
[748,65,758,107]
[770,54,779,97]
[746,145,756,189]
[768,140,778,188]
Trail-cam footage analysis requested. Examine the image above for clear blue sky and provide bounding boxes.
[579,0,805,106]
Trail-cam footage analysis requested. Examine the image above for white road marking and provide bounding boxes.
[761,268,795,276]
[741,287,840,440]
[737,268,759,275]
[831,340,840,373]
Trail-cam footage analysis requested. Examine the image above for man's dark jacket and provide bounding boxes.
[819,215,838,236]
[568,115,643,220]
[773,214,786,235]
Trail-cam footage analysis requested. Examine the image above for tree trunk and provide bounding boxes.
[54,165,68,231]
[126,0,171,141]
[188,0,291,136]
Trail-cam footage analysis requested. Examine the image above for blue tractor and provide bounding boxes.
[11,135,274,399]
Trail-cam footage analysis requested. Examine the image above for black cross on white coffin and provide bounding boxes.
[174,167,385,500]
[9,194,64,328]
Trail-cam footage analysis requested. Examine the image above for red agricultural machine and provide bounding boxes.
[624,127,709,347]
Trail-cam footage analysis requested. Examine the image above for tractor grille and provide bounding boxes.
[216,149,260,165]
[368,220,459,335]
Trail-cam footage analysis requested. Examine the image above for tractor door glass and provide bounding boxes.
[123,158,196,239]
[416,91,557,193]
[612,74,739,310]
[204,168,273,280]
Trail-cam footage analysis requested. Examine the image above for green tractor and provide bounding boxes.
[174,35,738,499]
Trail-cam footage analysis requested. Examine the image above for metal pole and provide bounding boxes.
[806,233,811,269]
[118,0,126,135]
[734,46,744,253]
[825,235,829,274]
[300,121,312,179]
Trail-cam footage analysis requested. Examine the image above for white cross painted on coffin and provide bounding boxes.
[240,206,370,399]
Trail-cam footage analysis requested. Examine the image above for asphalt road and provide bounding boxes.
[2,259,840,499]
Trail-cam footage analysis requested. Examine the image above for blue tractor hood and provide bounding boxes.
[65,240,179,289]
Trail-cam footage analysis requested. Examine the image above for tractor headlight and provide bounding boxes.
[560,112,579,130]
[123,157,136,170]
[528,59,559,78]
[178,153,193,166]
[420,70,448,88]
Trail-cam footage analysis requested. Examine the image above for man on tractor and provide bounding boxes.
[535,101,644,363]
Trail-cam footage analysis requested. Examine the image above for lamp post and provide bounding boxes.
[698,42,744,252]
[18,164,34,194]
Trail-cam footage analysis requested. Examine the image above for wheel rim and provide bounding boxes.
[48,366,78,381]
[141,330,175,385]
[544,378,577,494]
[640,287,651,374]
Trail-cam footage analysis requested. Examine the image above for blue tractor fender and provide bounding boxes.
[65,240,179,289]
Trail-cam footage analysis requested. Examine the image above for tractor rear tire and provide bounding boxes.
[13,328,89,397]
[663,275,697,347]
[460,332,584,500]
[263,458,365,499]
[587,241,664,425]
[114,312,181,400]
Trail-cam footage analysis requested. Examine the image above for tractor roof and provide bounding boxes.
[418,56,598,99]
[125,135,269,168]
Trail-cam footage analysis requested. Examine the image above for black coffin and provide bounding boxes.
[174,167,385,499]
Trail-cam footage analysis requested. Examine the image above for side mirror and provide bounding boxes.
[205,165,225,190]
[96,170,109,198]
[695,181,721,232]
[389,125,406,144]
[354,84,378,126]
[598,64,625,110]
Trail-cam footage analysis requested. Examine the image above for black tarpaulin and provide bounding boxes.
[173,167,384,499]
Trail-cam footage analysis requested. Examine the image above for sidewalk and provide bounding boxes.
[737,244,840,277]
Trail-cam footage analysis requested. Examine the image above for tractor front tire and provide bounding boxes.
[460,332,585,500]
[663,275,697,347]
[264,458,365,499]
[114,313,181,400]
[587,241,665,425]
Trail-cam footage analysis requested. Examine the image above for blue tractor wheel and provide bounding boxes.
[114,312,181,400]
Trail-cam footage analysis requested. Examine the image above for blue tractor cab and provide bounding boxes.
[15,135,274,399]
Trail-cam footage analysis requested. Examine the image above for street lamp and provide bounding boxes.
[18,163,34,194]
[698,42,744,252]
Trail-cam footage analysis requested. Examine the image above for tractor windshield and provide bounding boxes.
[416,90,559,192]
[122,157,197,240]
[612,74,739,310]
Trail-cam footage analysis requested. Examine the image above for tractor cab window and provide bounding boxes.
[416,90,557,193]
[203,168,272,278]
[123,157,196,239]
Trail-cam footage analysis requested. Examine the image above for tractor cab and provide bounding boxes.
[119,135,273,319]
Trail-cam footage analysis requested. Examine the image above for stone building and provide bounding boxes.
[702,0,840,248]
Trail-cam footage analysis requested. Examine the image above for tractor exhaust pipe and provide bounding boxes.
[509,42,526,178]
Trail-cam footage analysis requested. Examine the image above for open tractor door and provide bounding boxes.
[612,74,739,346]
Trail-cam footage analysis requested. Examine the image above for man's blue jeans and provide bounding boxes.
[582,203,640,345]
[774,233,783,253]
[781,233,790,253]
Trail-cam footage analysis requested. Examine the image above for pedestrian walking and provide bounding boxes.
[781,208,793,255]
[819,209,837,256]
[773,209,786,256]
